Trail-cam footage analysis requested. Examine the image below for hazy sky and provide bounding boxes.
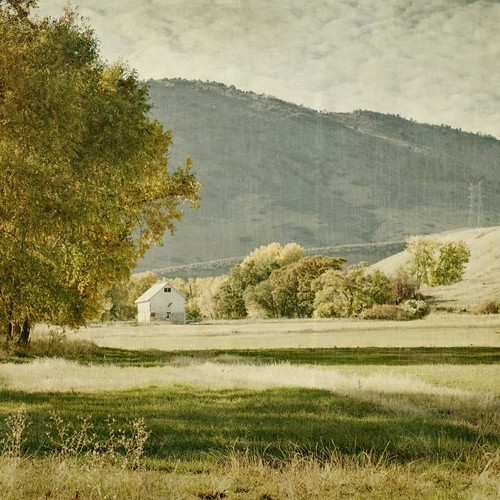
[36,0,500,138]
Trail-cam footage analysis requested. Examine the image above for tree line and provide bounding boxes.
[106,238,470,322]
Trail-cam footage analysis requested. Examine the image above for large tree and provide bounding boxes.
[0,1,200,345]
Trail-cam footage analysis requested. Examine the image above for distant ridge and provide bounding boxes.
[137,78,500,273]
[155,240,406,278]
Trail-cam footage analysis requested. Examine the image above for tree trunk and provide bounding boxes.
[17,317,30,346]
[2,321,13,349]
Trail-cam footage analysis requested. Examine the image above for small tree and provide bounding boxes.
[403,237,470,288]
[404,237,441,288]
[430,241,471,286]
[390,273,418,304]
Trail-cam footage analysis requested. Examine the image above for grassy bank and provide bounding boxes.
[1,323,499,498]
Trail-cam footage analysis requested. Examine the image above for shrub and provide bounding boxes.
[1,405,29,459]
[399,299,430,319]
[390,274,418,304]
[475,300,500,315]
[362,300,429,321]
[0,409,151,470]
[361,304,409,321]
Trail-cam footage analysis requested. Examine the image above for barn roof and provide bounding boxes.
[134,282,184,304]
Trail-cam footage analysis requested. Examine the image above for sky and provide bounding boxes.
[36,0,500,138]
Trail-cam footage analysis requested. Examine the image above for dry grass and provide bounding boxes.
[4,316,497,498]
[0,448,498,500]
[0,357,492,395]
[58,313,500,351]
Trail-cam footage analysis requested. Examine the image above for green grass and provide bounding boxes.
[1,334,499,498]
[11,344,500,367]
[0,385,498,469]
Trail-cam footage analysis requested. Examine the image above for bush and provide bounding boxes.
[362,300,429,321]
[361,304,409,321]
[399,299,429,319]
[475,300,500,315]
[390,274,418,304]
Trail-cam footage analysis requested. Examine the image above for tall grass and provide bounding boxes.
[0,446,498,499]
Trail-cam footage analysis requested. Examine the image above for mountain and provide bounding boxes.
[137,78,500,274]
[373,226,500,310]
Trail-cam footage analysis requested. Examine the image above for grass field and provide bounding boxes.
[65,313,500,350]
[1,314,499,498]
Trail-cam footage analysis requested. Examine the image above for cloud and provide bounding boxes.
[36,0,500,137]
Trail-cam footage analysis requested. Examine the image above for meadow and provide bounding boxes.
[0,314,499,499]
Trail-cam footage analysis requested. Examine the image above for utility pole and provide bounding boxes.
[468,181,483,228]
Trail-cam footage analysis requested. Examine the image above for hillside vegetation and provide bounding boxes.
[138,78,500,271]
[373,226,500,309]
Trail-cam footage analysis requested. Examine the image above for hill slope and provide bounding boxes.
[137,79,500,271]
[373,226,500,309]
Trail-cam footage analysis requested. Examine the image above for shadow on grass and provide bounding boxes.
[69,346,500,367]
[0,386,497,467]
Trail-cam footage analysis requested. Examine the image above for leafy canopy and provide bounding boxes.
[0,1,200,343]
[313,262,391,318]
[215,242,304,319]
[403,237,470,288]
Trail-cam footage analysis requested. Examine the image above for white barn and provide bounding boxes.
[135,283,186,323]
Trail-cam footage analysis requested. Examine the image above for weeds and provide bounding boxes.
[1,405,29,459]
[0,407,150,470]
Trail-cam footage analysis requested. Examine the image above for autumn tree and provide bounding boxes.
[313,262,391,318]
[429,241,471,286]
[0,1,200,345]
[245,256,346,318]
[215,242,304,319]
[403,237,470,288]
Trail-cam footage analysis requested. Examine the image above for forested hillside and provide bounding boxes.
[138,78,500,273]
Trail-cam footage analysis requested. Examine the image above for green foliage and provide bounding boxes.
[0,3,200,343]
[403,237,470,288]
[313,263,392,318]
[214,267,249,319]
[215,243,304,319]
[430,241,471,286]
[103,272,158,321]
[244,256,346,318]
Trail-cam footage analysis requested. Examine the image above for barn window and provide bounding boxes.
[150,312,156,318]
[166,312,172,319]
[164,287,171,293]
